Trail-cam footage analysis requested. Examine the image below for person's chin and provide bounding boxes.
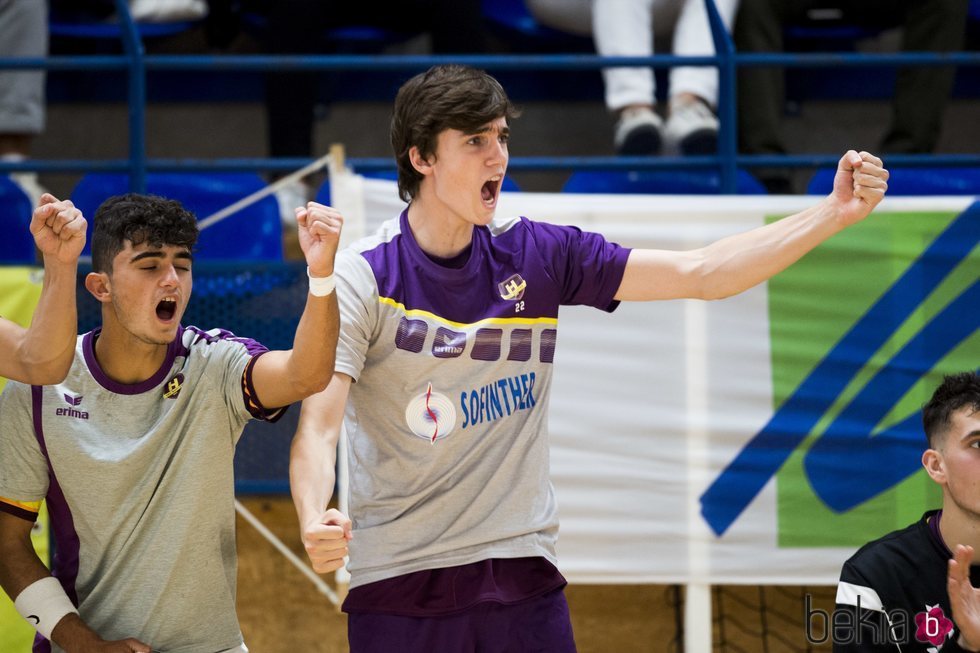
[149,322,180,344]
[474,206,496,224]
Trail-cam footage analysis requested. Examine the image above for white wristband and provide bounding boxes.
[307,267,335,297]
[14,576,78,640]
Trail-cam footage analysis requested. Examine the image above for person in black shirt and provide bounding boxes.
[835,371,980,652]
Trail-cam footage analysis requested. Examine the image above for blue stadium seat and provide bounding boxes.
[70,173,283,261]
[49,19,199,40]
[316,170,520,206]
[562,169,768,195]
[807,167,980,196]
[240,12,417,53]
[481,0,593,51]
[0,177,36,264]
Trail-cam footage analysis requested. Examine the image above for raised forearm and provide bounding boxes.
[283,291,339,399]
[19,258,78,384]
[697,198,844,300]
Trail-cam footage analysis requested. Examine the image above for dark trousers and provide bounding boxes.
[348,587,577,653]
[734,0,968,159]
[263,0,486,160]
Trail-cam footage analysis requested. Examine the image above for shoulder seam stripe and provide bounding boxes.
[836,581,885,612]
[377,296,558,328]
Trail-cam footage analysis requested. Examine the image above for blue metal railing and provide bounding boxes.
[1,0,979,192]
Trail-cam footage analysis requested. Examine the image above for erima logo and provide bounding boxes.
[163,374,184,399]
[27,615,39,625]
[497,274,526,301]
[433,345,464,356]
[56,394,88,419]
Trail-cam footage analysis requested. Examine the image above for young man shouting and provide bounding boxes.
[291,64,890,651]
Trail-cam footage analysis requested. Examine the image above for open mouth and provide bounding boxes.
[481,176,502,207]
[156,297,177,321]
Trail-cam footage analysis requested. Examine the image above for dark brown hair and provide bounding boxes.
[91,194,198,272]
[391,65,520,202]
[923,372,980,448]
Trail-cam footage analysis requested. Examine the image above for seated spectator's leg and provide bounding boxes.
[0,0,48,206]
[664,0,739,155]
[593,0,662,155]
[265,0,342,222]
[882,0,968,153]
[426,0,486,53]
[733,0,813,192]
[265,0,325,162]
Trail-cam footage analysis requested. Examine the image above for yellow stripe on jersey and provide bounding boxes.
[0,497,41,515]
[378,296,558,329]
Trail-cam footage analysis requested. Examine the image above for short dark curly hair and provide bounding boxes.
[91,194,199,273]
[391,65,520,203]
[923,371,980,448]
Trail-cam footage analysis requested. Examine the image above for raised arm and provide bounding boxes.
[615,151,889,302]
[0,511,150,653]
[249,202,343,408]
[290,372,353,574]
[0,194,86,384]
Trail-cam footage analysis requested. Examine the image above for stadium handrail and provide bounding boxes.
[0,0,979,192]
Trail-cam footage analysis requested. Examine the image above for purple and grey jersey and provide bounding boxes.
[0,326,283,653]
[335,209,630,588]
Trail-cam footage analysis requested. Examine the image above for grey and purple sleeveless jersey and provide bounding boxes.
[335,210,631,588]
[0,326,283,653]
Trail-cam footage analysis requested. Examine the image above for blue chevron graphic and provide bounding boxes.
[700,202,980,537]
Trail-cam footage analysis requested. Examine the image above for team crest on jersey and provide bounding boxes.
[404,382,457,444]
[497,274,526,301]
[163,374,184,399]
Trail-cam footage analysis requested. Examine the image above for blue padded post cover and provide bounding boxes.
[562,169,768,195]
[807,166,980,196]
[0,177,36,263]
[71,173,283,260]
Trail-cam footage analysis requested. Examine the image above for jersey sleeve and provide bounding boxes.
[833,559,898,652]
[334,249,378,382]
[0,382,49,522]
[526,219,631,312]
[193,328,287,425]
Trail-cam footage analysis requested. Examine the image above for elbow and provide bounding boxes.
[695,255,742,301]
[291,363,335,398]
[21,368,66,386]
[16,349,73,386]
[700,284,737,301]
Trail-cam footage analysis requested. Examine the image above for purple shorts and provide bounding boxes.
[347,587,577,653]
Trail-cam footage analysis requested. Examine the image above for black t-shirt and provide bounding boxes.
[834,510,980,652]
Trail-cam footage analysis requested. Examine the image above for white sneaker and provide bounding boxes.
[664,99,719,155]
[10,171,49,208]
[274,178,312,227]
[2,153,49,207]
[614,106,663,156]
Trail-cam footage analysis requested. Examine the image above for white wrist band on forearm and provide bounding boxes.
[307,267,335,297]
[14,576,78,640]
